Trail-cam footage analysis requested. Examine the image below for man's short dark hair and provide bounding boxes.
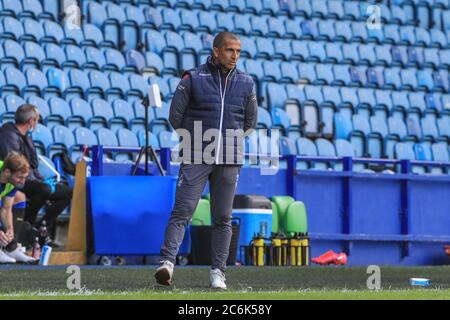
[15,104,39,125]
[213,32,240,49]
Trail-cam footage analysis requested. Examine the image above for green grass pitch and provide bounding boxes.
[0,265,449,300]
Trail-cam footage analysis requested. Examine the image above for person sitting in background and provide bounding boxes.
[0,104,73,247]
[0,152,36,263]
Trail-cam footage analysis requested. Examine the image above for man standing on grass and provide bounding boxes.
[155,32,257,289]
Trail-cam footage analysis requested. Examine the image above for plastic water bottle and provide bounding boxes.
[39,245,52,266]
[32,237,41,260]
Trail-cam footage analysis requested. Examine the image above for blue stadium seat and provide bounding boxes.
[40,0,60,21]
[102,48,126,72]
[327,0,343,19]
[315,63,334,85]
[82,24,106,48]
[423,48,440,68]
[284,17,301,39]
[255,37,274,59]
[22,41,45,71]
[315,138,336,171]
[107,72,131,101]
[160,8,182,31]
[266,82,287,110]
[3,67,26,96]
[86,1,108,28]
[374,45,392,66]
[338,87,357,118]
[45,67,66,98]
[96,128,119,161]
[137,131,160,149]
[334,21,352,42]
[421,117,439,141]
[366,67,384,88]
[291,40,309,61]
[386,117,407,158]
[297,62,316,83]
[21,18,44,43]
[296,137,317,170]
[24,68,48,97]
[395,142,426,174]
[87,70,110,101]
[383,67,402,90]
[144,52,164,76]
[332,65,352,86]
[128,74,149,100]
[434,70,449,92]
[44,43,66,69]
[64,45,87,70]
[63,24,85,47]
[1,17,24,41]
[112,99,135,126]
[52,125,76,156]
[116,128,139,162]
[42,20,64,44]
[430,29,447,48]
[307,41,327,63]
[334,139,365,171]
[358,44,376,65]
[415,27,431,47]
[262,60,281,81]
[228,0,246,13]
[408,92,426,115]
[351,22,368,43]
[3,95,25,115]
[432,142,450,164]
[400,26,416,46]
[325,43,343,64]
[253,15,271,36]
[63,69,87,100]
[367,116,387,159]
[341,43,360,64]
[334,112,352,140]
[417,69,435,91]
[300,20,318,40]
[83,47,106,70]
[351,114,370,157]
[197,11,217,33]
[391,90,410,117]
[72,127,98,161]
[32,124,53,155]
[439,50,450,69]
[437,117,450,140]
[237,35,256,58]
[142,6,163,30]
[47,97,72,128]
[1,40,25,69]
[271,107,291,134]
[69,98,93,129]
[158,130,178,149]
[317,19,335,41]
[215,12,234,32]
[233,14,251,35]
[22,0,44,20]
[280,61,298,83]
[91,98,115,130]
[245,0,263,14]
[267,17,286,38]
[179,8,199,32]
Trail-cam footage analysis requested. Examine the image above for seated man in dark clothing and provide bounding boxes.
[0,104,73,246]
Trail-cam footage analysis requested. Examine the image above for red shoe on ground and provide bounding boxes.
[311,250,339,265]
[334,252,348,265]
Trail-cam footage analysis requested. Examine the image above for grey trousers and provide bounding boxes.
[160,164,241,272]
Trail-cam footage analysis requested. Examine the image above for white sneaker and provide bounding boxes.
[210,269,227,290]
[0,249,16,264]
[154,260,174,286]
[4,247,37,264]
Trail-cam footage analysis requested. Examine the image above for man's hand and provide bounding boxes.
[0,231,10,247]
[5,228,14,242]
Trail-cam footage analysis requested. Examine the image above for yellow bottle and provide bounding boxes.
[253,238,265,266]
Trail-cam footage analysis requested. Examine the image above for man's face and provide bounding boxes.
[7,170,28,188]
[28,113,40,132]
[213,38,241,71]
